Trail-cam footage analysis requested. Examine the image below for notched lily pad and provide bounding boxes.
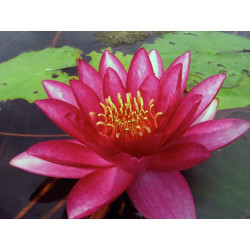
[0,46,82,103]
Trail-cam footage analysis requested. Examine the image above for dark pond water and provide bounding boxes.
[0,31,249,219]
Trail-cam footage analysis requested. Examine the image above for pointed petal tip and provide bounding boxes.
[128,171,196,219]
[42,79,50,86]
[103,49,111,55]
[148,49,159,55]
[9,156,18,168]
[76,58,82,63]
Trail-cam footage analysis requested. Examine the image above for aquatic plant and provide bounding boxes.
[10,48,250,218]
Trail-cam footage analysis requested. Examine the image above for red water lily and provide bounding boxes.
[10,48,250,219]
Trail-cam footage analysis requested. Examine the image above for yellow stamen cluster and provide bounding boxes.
[93,91,163,140]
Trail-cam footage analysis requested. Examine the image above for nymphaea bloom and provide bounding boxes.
[10,48,250,219]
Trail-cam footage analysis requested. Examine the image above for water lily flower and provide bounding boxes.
[10,48,250,219]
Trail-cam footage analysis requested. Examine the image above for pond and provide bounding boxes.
[0,31,249,219]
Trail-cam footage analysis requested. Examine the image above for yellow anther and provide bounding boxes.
[95,91,163,139]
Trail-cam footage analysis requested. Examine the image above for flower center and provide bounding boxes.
[94,91,163,140]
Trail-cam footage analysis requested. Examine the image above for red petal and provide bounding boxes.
[77,58,103,99]
[126,48,154,97]
[181,118,250,151]
[103,68,126,107]
[42,80,78,107]
[67,167,134,218]
[35,99,100,145]
[183,74,226,123]
[70,79,103,122]
[99,50,127,86]
[27,140,114,168]
[148,49,164,79]
[150,142,211,172]
[191,98,219,126]
[160,63,182,114]
[112,152,152,174]
[163,51,190,96]
[139,74,160,109]
[164,94,202,140]
[10,152,95,179]
[127,171,196,219]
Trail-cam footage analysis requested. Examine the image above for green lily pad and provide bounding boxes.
[0,46,82,103]
[141,31,250,110]
[183,107,250,218]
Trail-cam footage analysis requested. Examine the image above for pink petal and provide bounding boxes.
[103,68,126,107]
[160,63,182,114]
[148,49,164,79]
[99,50,127,86]
[139,74,160,109]
[10,152,95,179]
[70,79,103,123]
[42,80,78,108]
[126,48,154,97]
[77,58,103,99]
[150,142,211,172]
[127,171,196,219]
[67,167,134,218]
[35,99,100,145]
[181,118,250,151]
[164,94,203,140]
[191,98,219,126]
[163,51,190,96]
[112,152,152,174]
[27,140,114,168]
[183,74,226,123]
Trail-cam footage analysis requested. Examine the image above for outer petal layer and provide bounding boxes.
[67,167,134,218]
[181,118,250,151]
[10,152,95,179]
[35,99,100,145]
[127,171,196,219]
[99,50,127,86]
[191,98,219,126]
[42,80,78,107]
[27,140,114,168]
[151,142,211,172]
[183,73,225,123]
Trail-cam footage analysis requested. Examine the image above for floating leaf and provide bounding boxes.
[0,46,82,103]
[141,31,250,110]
